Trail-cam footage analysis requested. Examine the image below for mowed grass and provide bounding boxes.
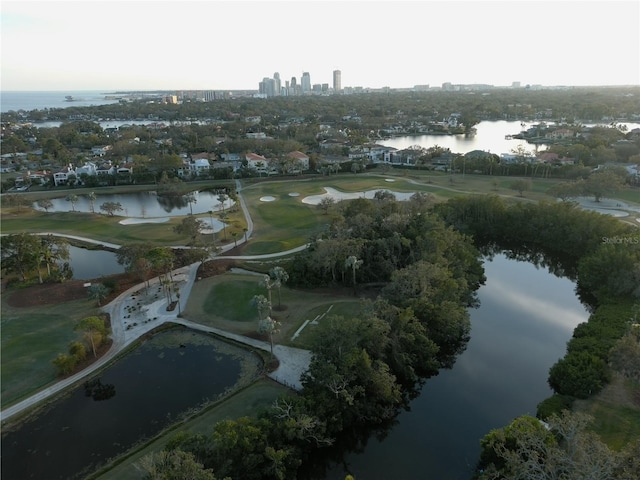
[88,379,291,480]
[575,375,640,451]
[1,295,98,406]
[182,272,360,344]
[0,210,196,246]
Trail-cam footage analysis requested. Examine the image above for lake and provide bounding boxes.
[0,327,263,480]
[377,120,546,155]
[315,252,588,480]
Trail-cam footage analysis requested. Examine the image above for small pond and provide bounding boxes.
[66,245,124,280]
[33,190,234,218]
[1,327,263,480]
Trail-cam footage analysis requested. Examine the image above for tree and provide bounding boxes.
[548,351,610,398]
[136,449,217,480]
[87,191,97,213]
[344,255,363,295]
[88,283,110,306]
[258,316,281,356]
[1,232,40,281]
[609,330,640,381]
[100,201,124,216]
[217,193,228,213]
[52,353,77,376]
[185,192,197,215]
[252,294,271,321]
[478,411,619,480]
[260,274,276,307]
[37,198,53,212]
[66,194,78,211]
[510,178,532,197]
[583,169,627,202]
[74,316,110,358]
[269,266,289,307]
[39,234,70,278]
[317,196,336,214]
[173,215,206,245]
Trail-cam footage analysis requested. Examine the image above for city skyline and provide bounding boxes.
[1,0,639,92]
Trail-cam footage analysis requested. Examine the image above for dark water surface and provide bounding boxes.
[321,253,588,480]
[1,328,261,480]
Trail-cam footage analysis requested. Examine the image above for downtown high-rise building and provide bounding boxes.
[301,72,311,95]
[274,72,281,95]
[333,69,342,93]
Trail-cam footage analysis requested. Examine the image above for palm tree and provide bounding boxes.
[269,267,289,307]
[88,191,96,213]
[258,316,280,357]
[344,255,363,295]
[88,283,109,306]
[208,210,216,246]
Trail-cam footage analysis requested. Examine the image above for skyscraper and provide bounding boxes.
[301,72,311,95]
[274,72,281,96]
[333,69,342,93]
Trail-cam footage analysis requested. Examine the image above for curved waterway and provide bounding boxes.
[318,252,589,480]
[1,327,263,480]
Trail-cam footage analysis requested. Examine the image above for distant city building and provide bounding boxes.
[290,76,297,96]
[512,81,521,88]
[274,72,281,96]
[301,72,311,94]
[333,69,342,93]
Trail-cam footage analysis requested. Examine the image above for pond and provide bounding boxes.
[313,252,588,480]
[66,245,124,280]
[0,327,263,480]
[33,190,234,218]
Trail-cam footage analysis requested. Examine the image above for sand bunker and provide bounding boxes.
[385,178,395,182]
[260,196,276,202]
[302,187,416,205]
[288,192,300,197]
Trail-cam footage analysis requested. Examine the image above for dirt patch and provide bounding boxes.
[196,258,238,279]
[6,272,140,308]
[5,258,238,309]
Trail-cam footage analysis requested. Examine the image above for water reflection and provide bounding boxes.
[1,327,260,480]
[33,190,233,218]
[318,253,588,480]
[66,245,123,280]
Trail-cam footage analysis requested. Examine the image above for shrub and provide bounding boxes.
[536,394,575,420]
[548,351,610,399]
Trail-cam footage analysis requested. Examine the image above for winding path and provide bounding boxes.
[0,180,312,423]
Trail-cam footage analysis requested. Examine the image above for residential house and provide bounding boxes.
[91,145,112,156]
[549,128,574,140]
[53,164,76,186]
[245,152,273,174]
[287,151,310,173]
[75,161,98,177]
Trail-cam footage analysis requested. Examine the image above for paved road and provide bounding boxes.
[0,181,312,423]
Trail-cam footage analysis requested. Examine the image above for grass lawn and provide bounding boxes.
[574,374,640,451]
[89,379,291,480]
[182,272,362,344]
[0,295,99,406]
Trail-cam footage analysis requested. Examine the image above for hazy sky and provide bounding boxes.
[2,0,639,91]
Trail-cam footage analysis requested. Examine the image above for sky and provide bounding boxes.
[1,0,639,92]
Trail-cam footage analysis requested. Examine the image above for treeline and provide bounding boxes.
[138,192,486,479]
